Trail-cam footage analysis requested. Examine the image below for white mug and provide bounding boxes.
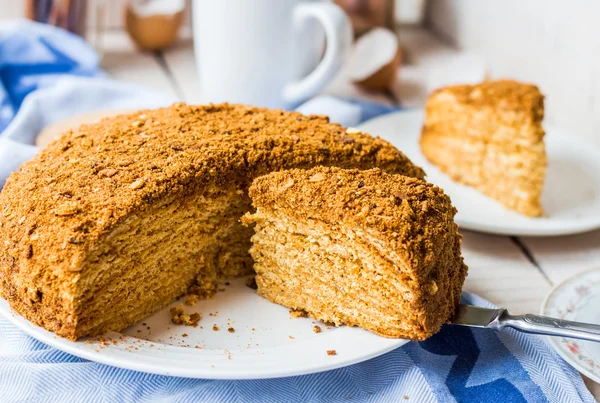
[192,0,352,108]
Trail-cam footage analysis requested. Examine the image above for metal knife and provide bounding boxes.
[452,304,600,343]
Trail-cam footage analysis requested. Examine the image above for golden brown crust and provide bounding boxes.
[0,103,424,339]
[245,166,467,340]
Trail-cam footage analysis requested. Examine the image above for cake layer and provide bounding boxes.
[243,167,467,340]
[75,186,252,338]
[0,104,425,340]
[420,133,485,186]
[420,80,546,217]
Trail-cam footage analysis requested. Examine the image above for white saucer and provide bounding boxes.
[542,268,600,383]
[358,109,600,236]
[0,277,408,379]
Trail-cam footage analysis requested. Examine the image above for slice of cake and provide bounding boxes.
[0,103,425,340]
[242,167,467,340]
[420,80,546,217]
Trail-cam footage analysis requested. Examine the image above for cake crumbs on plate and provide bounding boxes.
[170,305,201,327]
[182,333,188,338]
[313,325,322,333]
[213,324,220,331]
[327,350,337,356]
[187,274,217,300]
[228,327,235,333]
[289,309,308,318]
[289,335,295,339]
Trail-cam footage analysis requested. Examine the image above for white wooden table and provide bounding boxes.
[101,28,600,399]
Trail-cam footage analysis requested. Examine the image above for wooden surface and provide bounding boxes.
[101,27,599,398]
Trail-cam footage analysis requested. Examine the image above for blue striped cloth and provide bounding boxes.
[0,19,595,403]
[0,294,593,402]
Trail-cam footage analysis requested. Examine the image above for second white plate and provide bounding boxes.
[542,268,600,384]
[359,109,600,236]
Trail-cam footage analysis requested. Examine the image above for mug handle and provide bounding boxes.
[283,2,352,104]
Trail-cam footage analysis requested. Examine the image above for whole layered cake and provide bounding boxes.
[0,103,424,340]
[243,167,467,340]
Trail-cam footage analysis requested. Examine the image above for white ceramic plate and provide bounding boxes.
[358,109,600,236]
[0,277,408,379]
[542,268,600,383]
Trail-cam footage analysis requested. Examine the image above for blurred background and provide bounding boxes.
[2,0,598,143]
[2,2,600,400]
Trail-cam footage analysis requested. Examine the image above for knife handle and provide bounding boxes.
[492,310,600,343]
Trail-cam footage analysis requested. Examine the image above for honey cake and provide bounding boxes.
[420,80,546,217]
[242,166,467,340]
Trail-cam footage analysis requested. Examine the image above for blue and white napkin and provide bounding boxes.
[0,19,595,403]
